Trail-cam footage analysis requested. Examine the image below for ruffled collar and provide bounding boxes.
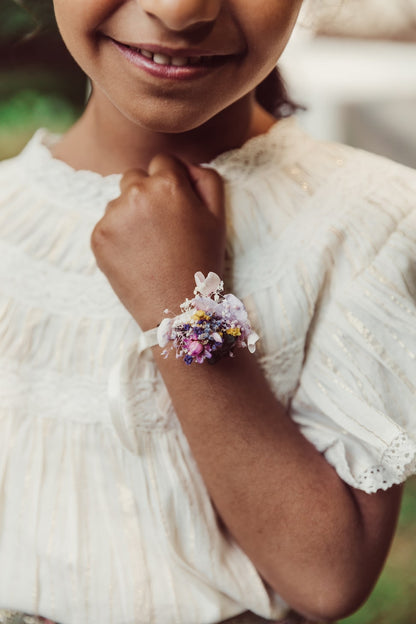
[18,116,304,206]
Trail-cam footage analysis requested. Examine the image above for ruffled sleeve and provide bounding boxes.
[291,208,416,493]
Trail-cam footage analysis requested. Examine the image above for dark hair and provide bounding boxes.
[255,66,300,119]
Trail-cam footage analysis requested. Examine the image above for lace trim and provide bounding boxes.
[0,249,125,316]
[15,119,305,203]
[18,130,121,209]
[356,432,416,492]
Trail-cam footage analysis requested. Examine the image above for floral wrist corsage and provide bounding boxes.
[157,272,259,365]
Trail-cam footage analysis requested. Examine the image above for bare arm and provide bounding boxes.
[154,347,402,622]
[92,155,402,622]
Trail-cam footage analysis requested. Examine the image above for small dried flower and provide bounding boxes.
[157,272,259,365]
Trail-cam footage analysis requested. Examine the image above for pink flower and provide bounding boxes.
[188,341,204,356]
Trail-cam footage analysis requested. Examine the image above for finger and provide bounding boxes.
[104,198,118,213]
[106,168,148,213]
[119,168,148,194]
[187,164,225,218]
[148,153,190,184]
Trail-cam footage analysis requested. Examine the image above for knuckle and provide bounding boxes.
[125,182,143,202]
[91,220,110,251]
[161,172,186,194]
[105,198,117,212]
[120,169,146,188]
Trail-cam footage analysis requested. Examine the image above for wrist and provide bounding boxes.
[138,272,259,365]
[131,266,224,331]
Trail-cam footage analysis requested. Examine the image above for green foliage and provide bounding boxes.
[1,0,36,40]
[398,475,416,528]
[340,477,416,624]
[0,89,76,127]
[0,90,77,159]
[0,0,55,41]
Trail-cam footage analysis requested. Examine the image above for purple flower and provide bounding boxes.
[193,295,219,315]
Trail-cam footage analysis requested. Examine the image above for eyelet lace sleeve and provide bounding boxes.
[291,208,416,493]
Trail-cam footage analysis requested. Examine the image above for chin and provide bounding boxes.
[125,99,224,135]
[135,113,212,135]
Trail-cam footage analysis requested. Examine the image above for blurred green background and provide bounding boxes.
[1,2,416,623]
[0,0,84,159]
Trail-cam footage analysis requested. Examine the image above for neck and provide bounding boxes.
[51,90,276,176]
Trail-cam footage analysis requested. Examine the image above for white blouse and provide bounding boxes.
[0,117,415,624]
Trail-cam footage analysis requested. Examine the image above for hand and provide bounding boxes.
[91,154,226,330]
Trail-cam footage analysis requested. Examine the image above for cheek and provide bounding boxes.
[243,1,302,70]
[53,1,106,56]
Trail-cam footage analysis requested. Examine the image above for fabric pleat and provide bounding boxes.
[0,118,415,622]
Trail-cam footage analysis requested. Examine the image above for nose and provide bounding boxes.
[140,0,222,31]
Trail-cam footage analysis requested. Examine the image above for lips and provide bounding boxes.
[122,45,216,68]
[109,37,233,78]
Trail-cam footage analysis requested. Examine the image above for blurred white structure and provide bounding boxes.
[279,1,416,166]
[280,34,416,141]
[305,0,416,41]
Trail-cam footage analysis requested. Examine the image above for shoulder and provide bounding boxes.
[215,116,416,224]
[304,137,415,261]
[0,129,54,203]
[316,138,416,215]
[0,129,121,216]
[276,120,416,222]
[283,136,416,494]
[220,118,415,281]
[0,148,28,195]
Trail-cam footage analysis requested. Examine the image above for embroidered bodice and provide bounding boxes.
[0,118,415,624]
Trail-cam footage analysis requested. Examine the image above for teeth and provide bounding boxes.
[171,56,189,67]
[140,48,153,59]
[153,53,171,65]
[138,47,205,67]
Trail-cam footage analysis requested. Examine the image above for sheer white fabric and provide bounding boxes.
[0,118,415,623]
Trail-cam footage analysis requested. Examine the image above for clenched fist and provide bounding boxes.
[91,154,226,330]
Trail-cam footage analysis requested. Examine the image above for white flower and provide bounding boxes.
[194,271,223,297]
[247,331,260,354]
[212,332,223,343]
[157,317,174,348]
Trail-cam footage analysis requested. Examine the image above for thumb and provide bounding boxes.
[186,164,225,219]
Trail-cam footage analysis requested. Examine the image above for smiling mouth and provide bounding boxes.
[113,40,230,69]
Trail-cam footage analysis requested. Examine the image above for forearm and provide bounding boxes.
[92,155,401,620]
[153,347,402,621]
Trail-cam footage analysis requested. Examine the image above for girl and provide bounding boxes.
[0,1,415,623]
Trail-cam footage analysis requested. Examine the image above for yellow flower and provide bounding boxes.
[192,310,210,321]
[226,327,241,337]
